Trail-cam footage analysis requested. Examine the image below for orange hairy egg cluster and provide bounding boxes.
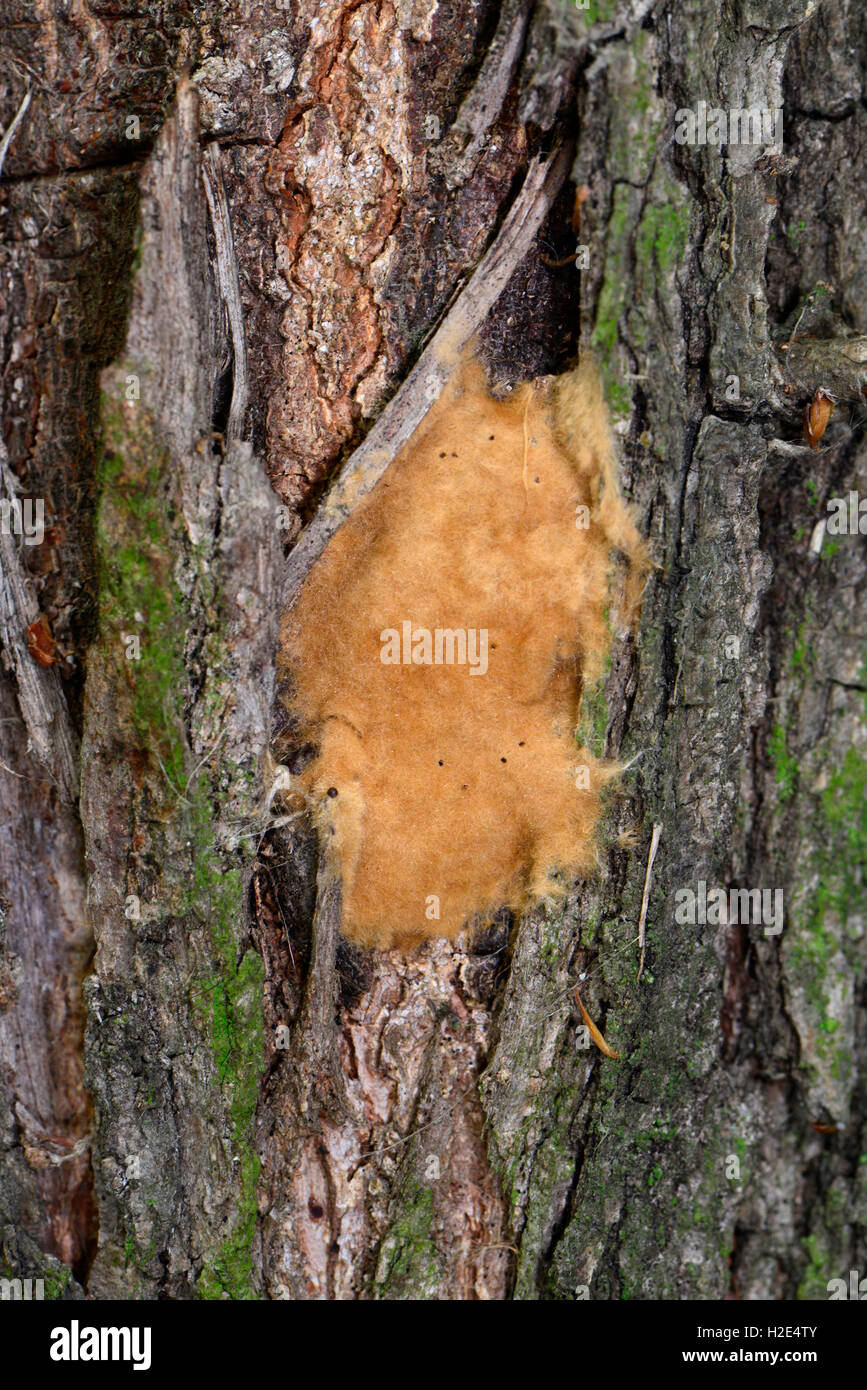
[280,354,650,949]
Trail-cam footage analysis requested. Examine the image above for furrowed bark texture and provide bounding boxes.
[0,0,864,1300]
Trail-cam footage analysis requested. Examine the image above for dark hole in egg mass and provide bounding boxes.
[308,1200,324,1220]
[438,760,444,765]
[327,787,338,798]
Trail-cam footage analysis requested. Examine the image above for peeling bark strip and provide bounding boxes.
[447,0,533,184]
[203,144,250,446]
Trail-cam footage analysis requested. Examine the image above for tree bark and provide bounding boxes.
[1,0,865,1300]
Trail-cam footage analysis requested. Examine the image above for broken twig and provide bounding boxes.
[637,823,662,982]
[0,87,32,182]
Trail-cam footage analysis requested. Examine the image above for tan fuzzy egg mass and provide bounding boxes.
[280,354,650,950]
